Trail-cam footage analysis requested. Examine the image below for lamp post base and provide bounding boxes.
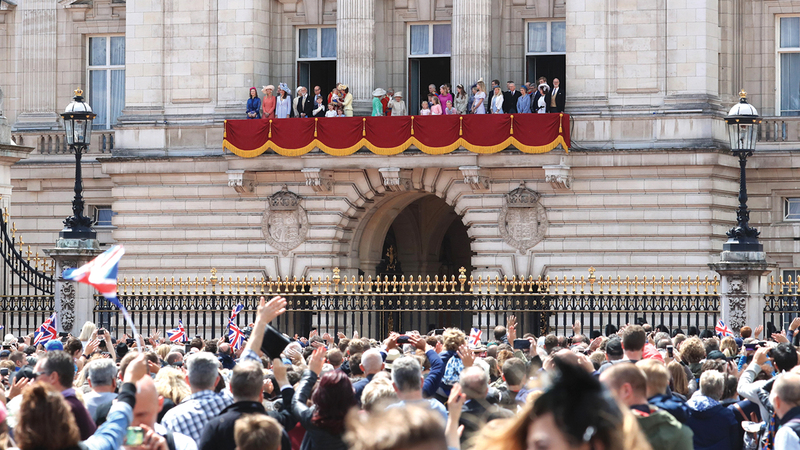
[722,239,763,253]
[59,228,97,240]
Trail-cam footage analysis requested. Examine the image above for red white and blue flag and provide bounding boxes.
[167,320,187,343]
[469,328,482,347]
[62,245,124,307]
[715,320,734,337]
[33,313,58,345]
[229,304,244,322]
[228,322,246,350]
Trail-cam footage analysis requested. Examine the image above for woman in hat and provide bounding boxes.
[261,85,276,119]
[246,87,261,119]
[454,84,468,115]
[340,85,354,117]
[389,92,406,116]
[275,83,292,119]
[372,88,385,117]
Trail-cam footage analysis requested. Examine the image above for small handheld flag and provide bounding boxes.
[715,320,734,337]
[33,313,58,345]
[167,320,187,343]
[229,304,244,322]
[229,322,246,350]
[469,328,482,347]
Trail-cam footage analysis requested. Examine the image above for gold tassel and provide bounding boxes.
[411,116,414,135]
[459,116,463,136]
[224,120,227,138]
[362,118,366,137]
[314,118,318,137]
[559,113,563,133]
[510,115,514,135]
[269,120,272,138]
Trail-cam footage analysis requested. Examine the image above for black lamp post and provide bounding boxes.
[723,90,763,252]
[60,89,97,240]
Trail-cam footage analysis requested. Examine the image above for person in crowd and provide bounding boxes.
[430,96,442,115]
[246,87,261,119]
[445,100,458,115]
[352,349,384,404]
[345,404,459,450]
[600,363,693,450]
[262,85,276,119]
[770,372,800,448]
[487,79,500,111]
[78,322,96,350]
[437,85,453,115]
[686,370,738,450]
[534,84,548,113]
[234,415,283,450]
[597,325,647,374]
[217,342,235,370]
[275,83,292,119]
[83,358,117,420]
[472,81,486,114]
[548,77,565,113]
[503,81,521,114]
[298,86,313,118]
[388,356,447,422]
[738,342,798,439]
[420,101,431,115]
[340,85,354,117]
[292,86,302,118]
[133,375,197,450]
[16,354,151,450]
[637,359,690,423]
[313,96,326,118]
[458,366,514,447]
[325,103,338,117]
[289,346,356,450]
[382,89,393,116]
[516,85,531,114]
[372,89,385,117]
[491,86,504,114]
[360,377,397,412]
[34,350,96,439]
[532,77,548,109]
[454,84,468,114]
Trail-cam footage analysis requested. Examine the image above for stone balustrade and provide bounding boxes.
[10,130,114,154]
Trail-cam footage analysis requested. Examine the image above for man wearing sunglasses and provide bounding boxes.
[33,350,97,439]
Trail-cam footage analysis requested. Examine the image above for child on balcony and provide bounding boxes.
[445,100,458,115]
[430,96,442,115]
[325,103,337,118]
[420,101,431,116]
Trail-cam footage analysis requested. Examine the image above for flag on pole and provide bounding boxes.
[469,328,482,347]
[63,245,124,306]
[229,304,244,322]
[228,322,246,350]
[167,320,187,343]
[33,313,58,345]
[715,320,734,337]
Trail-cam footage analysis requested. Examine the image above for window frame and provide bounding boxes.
[296,26,337,61]
[406,22,452,58]
[776,15,800,117]
[525,20,566,56]
[91,205,117,228]
[784,197,800,221]
[86,34,125,130]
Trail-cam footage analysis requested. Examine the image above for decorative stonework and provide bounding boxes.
[499,183,548,253]
[60,282,76,332]
[262,187,308,255]
[543,164,573,190]
[227,170,255,194]
[302,168,334,192]
[726,275,748,332]
[379,168,413,192]
[459,166,490,192]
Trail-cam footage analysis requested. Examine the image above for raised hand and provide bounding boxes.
[256,296,287,324]
[409,334,428,352]
[754,325,764,339]
[507,315,517,342]
[457,343,474,368]
[8,376,29,400]
[272,358,290,387]
[308,347,326,376]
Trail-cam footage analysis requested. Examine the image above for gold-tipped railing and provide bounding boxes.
[2,212,56,277]
[768,275,800,294]
[116,267,719,297]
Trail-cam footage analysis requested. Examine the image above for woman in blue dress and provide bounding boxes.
[246,87,261,119]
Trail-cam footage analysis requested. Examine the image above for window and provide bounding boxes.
[408,23,451,57]
[785,197,800,220]
[526,21,566,55]
[297,27,337,60]
[92,206,116,227]
[87,36,125,130]
[779,17,800,116]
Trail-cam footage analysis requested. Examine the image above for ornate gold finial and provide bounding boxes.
[739,89,747,99]
[210,268,218,285]
[75,88,83,97]
[588,267,596,282]
[332,267,340,285]
[458,267,467,286]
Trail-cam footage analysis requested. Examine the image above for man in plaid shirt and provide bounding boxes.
[161,296,288,443]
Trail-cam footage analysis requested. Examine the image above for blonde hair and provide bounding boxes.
[154,367,191,405]
[234,414,282,450]
[477,80,486,93]
[680,337,706,364]
[360,377,397,412]
[155,344,171,361]
[636,359,669,397]
[720,337,738,358]
[667,361,688,396]
[78,322,97,341]
[345,405,446,450]
[443,328,466,352]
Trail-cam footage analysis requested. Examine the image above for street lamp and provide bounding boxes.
[723,90,763,252]
[60,89,97,240]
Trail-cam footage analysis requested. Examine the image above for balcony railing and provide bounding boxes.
[11,130,114,155]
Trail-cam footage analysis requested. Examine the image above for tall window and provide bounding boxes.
[408,23,451,57]
[526,21,566,55]
[87,36,125,130]
[297,27,337,60]
[779,17,800,116]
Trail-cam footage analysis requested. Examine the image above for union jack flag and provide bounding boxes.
[715,320,734,337]
[63,245,124,308]
[33,313,58,345]
[228,322,246,350]
[469,328,482,347]
[229,304,244,322]
[167,320,187,343]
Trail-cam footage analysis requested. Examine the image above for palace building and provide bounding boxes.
[1,0,799,286]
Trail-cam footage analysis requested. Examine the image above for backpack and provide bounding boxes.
[785,418,800,442]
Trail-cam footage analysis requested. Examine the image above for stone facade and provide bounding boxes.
[2,0,800,286]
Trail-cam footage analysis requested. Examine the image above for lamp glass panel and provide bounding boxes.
[64,118,75,145]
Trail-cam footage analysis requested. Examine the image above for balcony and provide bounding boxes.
[222,113,571,158]
[10,130,114,155]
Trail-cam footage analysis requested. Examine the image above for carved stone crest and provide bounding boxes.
[498,183,548,253]
[60,282,76,332]
[262,187,308,256]
[728,296,748,333]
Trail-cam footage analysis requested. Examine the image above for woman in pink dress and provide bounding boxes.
[437,85,453,115]
[261,85,276,119]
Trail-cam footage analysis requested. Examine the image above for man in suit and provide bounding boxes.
[299,87,314,118]
[457,366,514,446]
[547,78,565,113]
[503,81,522,114]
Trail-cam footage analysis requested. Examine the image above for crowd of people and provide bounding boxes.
[245,78,565,119]
[0,297,798,450]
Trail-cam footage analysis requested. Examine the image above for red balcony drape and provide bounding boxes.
[223,113,570,157]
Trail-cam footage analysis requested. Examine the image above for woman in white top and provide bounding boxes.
[389,92,406,116]
[472,80,487,114]
[491,86,504,114]
[535,85,548,114]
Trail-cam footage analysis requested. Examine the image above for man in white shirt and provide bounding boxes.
[770,372,800,449]
[83,358,118,420]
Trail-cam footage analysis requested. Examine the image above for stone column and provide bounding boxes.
[44,241,103,335]
[336,0,375,116]
[709,251,772,335]
[451,0,491,91]
[0,88,34,209]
